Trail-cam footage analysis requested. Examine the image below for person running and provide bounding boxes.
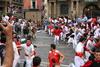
[48,44,64,67]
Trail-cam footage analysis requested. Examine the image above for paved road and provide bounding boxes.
[33,30,75,67]
[0,30,75,67]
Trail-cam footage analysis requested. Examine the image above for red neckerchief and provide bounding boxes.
[81,60,93,67]
[88,38,93,41]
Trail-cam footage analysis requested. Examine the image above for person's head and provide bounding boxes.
[33,56,41,67]
[79,37,86,43]
[26,40,32,46]
[93,47,100,60]
[55,26,58,29]
[51,44,56,50]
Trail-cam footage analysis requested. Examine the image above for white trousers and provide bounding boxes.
[73,38,78,50]
[74,56,84,67]
[25,57,33,67]
[54,35,60,44]
[13,56,20,67]
[85,51,90,62]
[68,37,73,44]
[48,29,53,36]
[60,32,63,40]
[45,26,47,31]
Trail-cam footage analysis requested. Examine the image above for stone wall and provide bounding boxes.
[25,9,42,27]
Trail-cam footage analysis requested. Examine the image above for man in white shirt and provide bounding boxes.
[74,38,86,67]
[85,36,94,62]
[22,39,35,67]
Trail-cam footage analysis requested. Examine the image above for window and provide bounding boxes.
[60,4,68,15]
[32,0,35,9]
[32,2,35,9]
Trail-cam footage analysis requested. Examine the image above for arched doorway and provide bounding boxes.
[83,3,100,18]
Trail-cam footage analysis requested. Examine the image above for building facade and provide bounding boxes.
[0,0,23,14]
[24,0,43,24]
[43,0,100,19]
[23,0,43,9]
[0,0,9,14]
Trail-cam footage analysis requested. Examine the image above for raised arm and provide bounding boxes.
[0,22,14,67]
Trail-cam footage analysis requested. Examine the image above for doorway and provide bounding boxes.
[83,3,100,18]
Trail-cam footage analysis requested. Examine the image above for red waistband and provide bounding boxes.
[76,52,83,57]
[95,59,100,63]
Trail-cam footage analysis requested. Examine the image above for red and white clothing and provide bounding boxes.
[22,41,35,67]
[48,24,54,36]
[48,50,60,67]
[63,26,70,41]
[15,40,21,55]
[53,29,62,44]
[74,42,85,67]
[85,38,94,61]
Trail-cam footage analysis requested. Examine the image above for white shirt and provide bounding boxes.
[22,44,34,56]
[75,42,84,53]
[76,32,82,40]
[86,40,94,50]
[5,16,9,22]
[94,28,100,38]
[64,18,67,23]
[13,42,19,58]
[63,26,69,34]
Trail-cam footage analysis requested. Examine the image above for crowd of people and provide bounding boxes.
[0,14,65,67]
[44,15,100,67]
[0,13,100,67]
[0,14,39,67]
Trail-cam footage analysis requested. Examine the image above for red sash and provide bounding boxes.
[76,52,84,58]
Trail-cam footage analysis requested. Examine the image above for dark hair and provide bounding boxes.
[0,33,6,43]
[51,44,56,49]
[27,35,32,40]
[79,37,86,42]
[33,56,41,66]
[94,47,100,52]
[54,26,58,29]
